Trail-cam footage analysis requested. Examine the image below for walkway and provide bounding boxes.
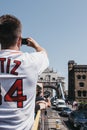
[43,107,68,130]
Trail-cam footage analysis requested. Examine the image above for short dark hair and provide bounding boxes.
[0,14,22,49]
[36,85,42,96]
[36,85,42,92]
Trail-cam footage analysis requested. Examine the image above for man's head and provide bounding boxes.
[0,14,22,49]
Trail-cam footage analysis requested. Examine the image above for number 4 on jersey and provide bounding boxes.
[4,79,27,108]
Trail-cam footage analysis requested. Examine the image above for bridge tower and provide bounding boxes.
[38,68,65,99]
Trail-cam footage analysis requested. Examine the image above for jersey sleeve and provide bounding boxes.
[36,51,49,74]
[24,51,49,75]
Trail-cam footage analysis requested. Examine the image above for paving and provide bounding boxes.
[43,107,68,130]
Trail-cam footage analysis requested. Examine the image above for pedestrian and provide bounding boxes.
[0,14,49,130]
[35,84,51,116]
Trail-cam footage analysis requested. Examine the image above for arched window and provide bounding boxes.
[77,75,81,79]
[82,75,86,80]
[45,75,50,81]
[77,75,86,80]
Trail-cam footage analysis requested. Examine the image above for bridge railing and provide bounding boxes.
[32,110,41,130]
[32,109,45,130]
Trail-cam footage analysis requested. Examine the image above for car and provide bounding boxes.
[68,110,87,128]
[60,107,72,116]
[51,100,57,106]
[56,99,67,110]
[80,122,87,130]
[50,96,57,106]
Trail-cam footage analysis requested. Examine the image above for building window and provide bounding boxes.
[83,91,86,97]
[45,75,50,81]
[82,75,86,80]
[78,90,81,97]
[79,82,84,87]
[77,75,86,80]
[52,77,55,80]
[40,77,43,80]
[77,75,81,79]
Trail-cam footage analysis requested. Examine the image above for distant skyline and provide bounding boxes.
[0,0,87,89]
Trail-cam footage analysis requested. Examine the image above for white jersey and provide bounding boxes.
[0,49,49,130]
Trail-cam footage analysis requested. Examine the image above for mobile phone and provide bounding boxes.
[22,38,28,45]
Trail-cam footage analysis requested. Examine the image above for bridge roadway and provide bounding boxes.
[41,107,68,130]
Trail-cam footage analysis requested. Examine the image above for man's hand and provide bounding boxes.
[27,37,46,52]
[36,100,50,110]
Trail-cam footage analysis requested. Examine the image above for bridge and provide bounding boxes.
[32,68,66,130]
[38,67,65,100]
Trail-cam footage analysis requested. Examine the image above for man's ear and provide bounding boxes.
[17,37,22,48]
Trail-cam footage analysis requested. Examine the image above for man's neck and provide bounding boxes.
[8,45,20,51]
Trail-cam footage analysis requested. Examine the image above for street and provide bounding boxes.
[60,115,79,130]
[52,105,80,130]
[43,104,82,130]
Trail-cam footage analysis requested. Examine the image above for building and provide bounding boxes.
[38,67,65,99]
[68,60,87,102]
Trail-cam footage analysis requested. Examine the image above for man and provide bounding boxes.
[35,84,51,117]
[0,14,49,130]
[35,84,47,112]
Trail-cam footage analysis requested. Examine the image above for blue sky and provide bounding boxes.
[0,0,87,89]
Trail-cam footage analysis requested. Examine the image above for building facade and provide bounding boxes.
[68,60,87,102]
